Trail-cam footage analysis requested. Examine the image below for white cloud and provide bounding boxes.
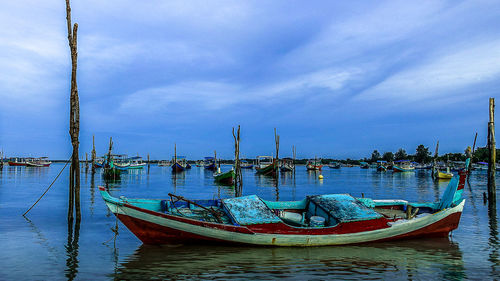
[355,39,500,102]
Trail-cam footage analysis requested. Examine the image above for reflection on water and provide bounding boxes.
[114,239,464,280]
[1,164,500,279]
[65,220,80,281]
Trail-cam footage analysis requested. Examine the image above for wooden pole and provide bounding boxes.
[233,126,242,195]
[85,152,88,170]
[91,135,96,174]
[274,128,280,177]
[488,98,496,204]
[467,132,478,176]
[66,0,80,222]
[174,143,177,165]
[147,153,150,174]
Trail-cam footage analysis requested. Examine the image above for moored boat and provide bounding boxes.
[306,159,323,171]
[240,160,254,169]
[376,160,387,172]
[203,157,216,171]
[360,162,370,169]
[255,156,277,176]
[214,169,235,186]
[8,158,27,166]
[171,156,188,173]
[99,160,469,246]
[393,160,415,172]
[280,158,294,172]
[328,162,341,169]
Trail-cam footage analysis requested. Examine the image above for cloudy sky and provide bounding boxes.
[0,0,498,159]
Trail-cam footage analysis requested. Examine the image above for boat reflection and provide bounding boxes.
[114,238,465,280]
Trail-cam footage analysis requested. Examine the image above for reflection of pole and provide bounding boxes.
[488,98,496,206]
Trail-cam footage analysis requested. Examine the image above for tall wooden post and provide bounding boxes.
[91,135,96,174]
[233,126,242,196]
[147,153,150,174]
[488,98,496,204]
[66,0,80,222]
[174,143,177,165]
[85,153,88,170]
[274,128,280,177]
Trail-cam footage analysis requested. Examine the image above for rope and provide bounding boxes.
[23,156,72,217]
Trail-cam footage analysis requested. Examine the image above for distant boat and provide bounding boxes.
[99,161,469,246]
[128,156,146,169]
[433,166,453,180]
[203,157,216,171]
[25,157,51,167]
[328,162,341,169]
[306,159,323,171]
[360,162,369,169]
[376,160,387,172]
[8,158,27,166]
[393,160,415,173]
[240,160,253,169]
[171,156,188,173]
[255,156,277,176]
[214,169,235,186]
[158,160,170,167]
[280,158,294,172]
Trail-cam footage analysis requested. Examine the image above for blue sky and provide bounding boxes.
[0,0,499,160]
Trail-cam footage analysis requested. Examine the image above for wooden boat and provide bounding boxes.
[214,169,235,186]
[103,159,122,180]
[376,160,387,172]
[158,160,170,167]
[360,162,370,169]
[280,158,294,172]
[328,162,341,169]
[255,156,277,176]
[433,167,453,180]
[186,163,192,169]
[171,156,187,173]
[99,163,469,246]
[240,161,254,169]
[393,160,415,172]
[203,157,216,171]
[128,156,146,169]
[306,159,323,171]
[8,158,27,166]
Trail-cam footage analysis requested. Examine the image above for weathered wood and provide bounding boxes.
[233,126,242,195]
[91,135,96,174]
[274,128,280,178]
[66,0,80,222]
[488,98,496,204]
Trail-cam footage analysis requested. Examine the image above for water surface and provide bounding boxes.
[0,164,499,280]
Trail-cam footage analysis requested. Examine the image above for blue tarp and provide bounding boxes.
[222,195,282,225]
[308,194,383,222]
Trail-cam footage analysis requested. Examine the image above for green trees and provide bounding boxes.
[371,150,381,162]
[415,145,431,163]
[394,148,408,161]
[382,152,394,162]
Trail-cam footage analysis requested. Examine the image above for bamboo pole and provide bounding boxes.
[488,98,496,204]
[147,153,150,174]
[65,0,80,222]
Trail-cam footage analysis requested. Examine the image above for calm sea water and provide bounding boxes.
[0,163,499,280]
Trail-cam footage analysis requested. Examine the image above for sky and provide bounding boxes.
[0,0,499,160]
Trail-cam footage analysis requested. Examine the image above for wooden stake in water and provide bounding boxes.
[233,126,242,195]
[91,135,96,174]
[66,0,81,222]
[488,98,496,204]
[274,128,280,177]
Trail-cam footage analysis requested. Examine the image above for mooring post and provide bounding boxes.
[274,128,280,178]
[65,0,81,222]
[91,135,96,174]
[488,98,496,205]
[147,153,150,174]
[233,126,242,196]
